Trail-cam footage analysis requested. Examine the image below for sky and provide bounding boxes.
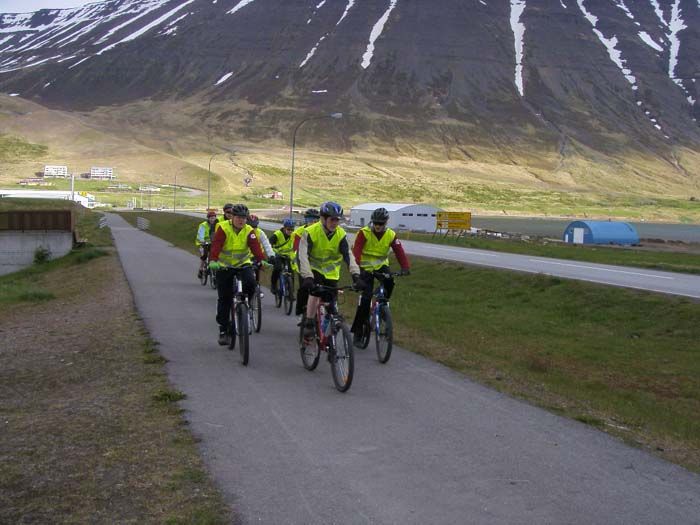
[0,1,96,13]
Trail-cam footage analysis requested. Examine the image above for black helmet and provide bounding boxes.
[304,208,320,219]
[223,203,234,211]
[371,207,390,224]
[231,204,249,217]
[320,201,343,218]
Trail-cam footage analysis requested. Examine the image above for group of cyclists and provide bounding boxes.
[195,201,410,349]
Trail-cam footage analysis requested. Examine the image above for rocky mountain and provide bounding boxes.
[0,0,699,174]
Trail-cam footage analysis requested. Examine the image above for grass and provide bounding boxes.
[0,221,230,522]
[129,210,700,471]
[403,231,700,274]
[117,211,201,255]
[0,134,48,161]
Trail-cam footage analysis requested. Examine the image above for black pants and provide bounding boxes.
[296,271,337,316]
[216,266,256,329]
[351,266,394,334]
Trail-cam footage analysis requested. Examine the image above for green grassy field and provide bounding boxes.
[119,211,700,472]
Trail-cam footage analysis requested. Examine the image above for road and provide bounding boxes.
[106,213,700,524]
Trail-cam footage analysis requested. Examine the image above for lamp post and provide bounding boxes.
[289,112,343,219]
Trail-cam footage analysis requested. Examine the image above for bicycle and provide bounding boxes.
[357,271,403,364]
[225,267,252,365]
[299,284,357,392]
[273,255,295,316]
[250,280,263,333]
[198,243,212,286]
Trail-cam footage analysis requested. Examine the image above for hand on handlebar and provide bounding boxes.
[208,261,221,271]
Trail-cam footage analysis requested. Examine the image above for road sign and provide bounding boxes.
[436,211,471,230]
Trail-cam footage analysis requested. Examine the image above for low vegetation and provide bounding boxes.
[123,211,700,472]
[0,204,230,523]
[0,134,48,162]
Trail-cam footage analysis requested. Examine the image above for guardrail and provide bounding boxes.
[136,217,150,231]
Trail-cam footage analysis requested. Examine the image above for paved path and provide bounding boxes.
[107,213,700,524]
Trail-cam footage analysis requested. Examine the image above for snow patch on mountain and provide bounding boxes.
[510,0,526,97]
[361,0,398,69]
[336,0,355,26]
[228,0,256,16]
[638,31,662,52]
[215,72,233,86]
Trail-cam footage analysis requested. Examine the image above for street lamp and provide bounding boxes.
[208,153,219,210]
[289,112,343,219]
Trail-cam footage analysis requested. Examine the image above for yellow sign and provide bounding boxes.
[436,211,471,230]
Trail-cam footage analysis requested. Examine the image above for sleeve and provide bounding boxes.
[293,231,302,251]
[390,236,410,269]
[259,230,275,258]
[340,236,360,275]
[248,231,266,262]
[196,224,206,245]
[297,230,314,279]
[210,227,226,261]
[352,230,366,266]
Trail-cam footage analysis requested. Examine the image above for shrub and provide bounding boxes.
[33,246,51,264]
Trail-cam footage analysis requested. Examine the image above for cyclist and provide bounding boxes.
[247,214,276,282]
[298,201,362,339]
[196,210,218,279]
[270,218,297,295]
[208,203,266,345]
[217,203,233,226]
[293,208,321,317]
[350,207,410,346]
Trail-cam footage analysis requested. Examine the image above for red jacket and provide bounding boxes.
[352,229,410,270]
[210,225,266,262]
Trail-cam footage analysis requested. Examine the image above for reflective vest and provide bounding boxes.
[272,229,295,257]
[218,222,254,268]
[195,221,211,246]
[306,222,345,280]
[359,226,396,271]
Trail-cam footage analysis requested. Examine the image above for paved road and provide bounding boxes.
[106,213,700,524]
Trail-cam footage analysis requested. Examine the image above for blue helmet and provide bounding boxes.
[283,218,295,228]
[320,201,343,218]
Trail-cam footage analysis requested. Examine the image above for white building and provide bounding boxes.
[350,203,441,232]
[44,165,68,178]
[0,189,95,208]
[90,167,115,180]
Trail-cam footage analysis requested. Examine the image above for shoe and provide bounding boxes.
[302,319,315,339]
[218,329,230,346]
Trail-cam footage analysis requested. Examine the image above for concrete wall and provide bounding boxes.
[0,231,73,275]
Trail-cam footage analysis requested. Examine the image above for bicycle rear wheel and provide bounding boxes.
[251,286,262,333]
[284,274,294,316]
[299,317,320,371]
[375,304,393,364]
[236,302,250,365]
[330,322,354,392]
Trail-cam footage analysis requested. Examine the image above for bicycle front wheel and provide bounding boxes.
[375,304,393,364]
[236,302,250,365]
[329,322,354,392]
[251,286,262,333]
[209,269,217,289]
[284,274,294,316]
[274,278,283,308]
[299,318,320,371]
[200,267,208,286]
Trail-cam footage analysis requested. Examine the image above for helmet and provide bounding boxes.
[283,218,295,228]
[231,204,249,217]
[304,208,320,220]
[223,203,234,211]
[247,214,259,228]
[320,201,343,218]
[371,207,389,224]
[206,210,217,218]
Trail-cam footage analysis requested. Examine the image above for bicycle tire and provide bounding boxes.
[209,270,217,289]
[359,318,371,349]
[228,304,236,351]
[330,322,354,392]
[251,287,262,333]
[236,302,250,365]
[284,274,294,316]
[299,317,320,371]
[274,277,283,308]
[375,304,393,364]
[200,268,208,286]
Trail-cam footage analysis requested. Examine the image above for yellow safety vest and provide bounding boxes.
[218,222,254,268]
[272,229,295,257]
[306,222,345,280]
[358,226,396,271]
[195,220,211,246]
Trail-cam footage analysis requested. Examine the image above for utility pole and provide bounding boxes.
[174,174,177,212]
